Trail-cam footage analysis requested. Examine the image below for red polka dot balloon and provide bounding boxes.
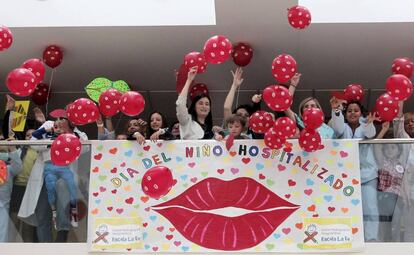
[6,68,37,97]
[272,54,297,83]
[43,45,63,68]
[299,129,322,152]
[120,91,145,117]
[385,74,413,101]
[176,64,194,94]
[344,84,364,102]
[249,111,274,134]
[141,166,174,199]
[66,98,100,125]
[287,5,312,30]
[51,134,82,166]
[32,83,51,105]
[264,127,286,149]
[303,108,324,130]
[263,85,293,111]
[273,116,297,139]
[392,57,413,79]
[21,58,45,85]
[203,35,232,64]
[232,42,253,67]
[0,26,13,51]
[375,93,399,122]
[184,52,207,74]
[189,83,209,101]
[98,88,122,117]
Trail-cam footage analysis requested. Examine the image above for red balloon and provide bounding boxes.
[287,5,312,30]
[141,166,173,199]
[184,52,207,73]
[392,57,414,79]
[343,84,364,102]
[43,45,63,68]
[6,68,37,97]
[203,35,232,64]
[98,88,122,117]
[120,91,145,117]
[21,58,45,85]
[263,85,293,111]
[0,26,13,51]
[273,116,297,139]
[299,129,321,152]
[375,93,399,122]
[385,74,413,101]
[249,111,274,134]
[264,127,286,149]
[302,108,324,129]
[66,98,100,125]
[176,64,193,94]
[189,83,209,101]
[272,54,297,83]
[232,42,253,67]
[50,134,82,166]
[32,83,51,105]
[0,160,7,185]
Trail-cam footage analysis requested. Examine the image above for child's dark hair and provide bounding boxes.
[233,104,254,116]
[343,101,366,121]
[225,114,247,128]
[147,111,168,138]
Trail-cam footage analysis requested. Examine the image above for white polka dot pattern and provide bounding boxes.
[249,111,274,134]
[203,35,233,64]
[271,54,297,83]
[263,85,293,112]
[67,98,99,125]
[50,133,82,166]
[287,5,312,30]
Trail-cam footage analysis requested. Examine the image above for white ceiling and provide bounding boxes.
[1,0,414,131]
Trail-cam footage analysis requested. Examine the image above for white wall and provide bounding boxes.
[2,0,216,27]
[299,0,414,23]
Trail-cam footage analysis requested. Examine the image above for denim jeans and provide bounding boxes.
[44,162,77,207]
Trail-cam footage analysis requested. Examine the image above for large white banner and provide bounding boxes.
[88,139,364,252]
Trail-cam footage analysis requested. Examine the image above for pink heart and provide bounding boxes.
[282,227,291,235]
[340,151,348,158]
[152,246,158,251]
[190,177,198,183]
[156,226,164,232]
[188,162,196,168]
[304,189,313,196]
[116,208,124,214]
[231,168,239,174]
[278,164,286,171]
[99,186,106,192]
[174,241,181,246]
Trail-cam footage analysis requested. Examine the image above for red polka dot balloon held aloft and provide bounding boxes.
[6,68,37,97]
[66,98,100,125]
[203,35,233,64]
[272,54,297,83]
[264,127,286,150]
[392,57,414,79]
[141,166,174,199]
[249,111,274,134]
[375,93,399,122]
[189,83,209,101]
[232,42,253,67]
[263,85,293,111]
[0,26,13,51]
[120,91,145,117]
[344,84,364,102]
[385,74,413,101]
[184,52,208,74]
[43,45,63,69]
[273,116,297,139]
[299,128,321,152]
[302,108,324,130]
[98,88,122,117]
[287,5,312,30]
[51,134,82,166]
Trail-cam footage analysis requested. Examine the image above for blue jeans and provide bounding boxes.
[36,180,71,242]
[44,162,77,207]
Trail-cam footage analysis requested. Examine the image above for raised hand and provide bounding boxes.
[231,67,244,88]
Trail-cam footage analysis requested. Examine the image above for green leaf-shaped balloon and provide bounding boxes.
[85,77,130,102]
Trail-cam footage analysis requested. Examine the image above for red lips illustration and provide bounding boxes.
[153,177,299,251]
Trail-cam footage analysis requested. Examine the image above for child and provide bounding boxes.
[215,114,250,141]
[329,98,379,241]
[31,119,79,230]
[0,138,23,242]
[374,121,409,241]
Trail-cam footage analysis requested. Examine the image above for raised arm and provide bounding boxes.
[223,67,244,120]
[393,101,409,138]
[328,97,347,138]
[284,73,301,120]
[176,67,198,125]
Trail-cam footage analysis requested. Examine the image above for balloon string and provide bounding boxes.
[45,68,55,117]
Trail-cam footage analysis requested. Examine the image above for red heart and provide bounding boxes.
[125,197,134,204]
[157,226,164,232]
[307,204,316,212]
[107,207,113,211]
[109,148,118,154]
[93,192,99,197]
[352,227,359,234]
[92,167,99,173]
[94,153,102,160]
[278,164,286,171]
[140,196,149,203]
[190,177,198,183]
[283,147,292,153]
[229,151,237,157]
[169,228,175,232]
[259,173,266,180]
[328,206,336,212]
[288,179,296,186]
[295,223,303,229]
[217,169,225,174]
[242,157,251,164]
[304,189,313,196]
[282,227,291,235]
[285,194,291,199]
[111,189,117,194]
[188,162,196,168]
[143,145,151,151]
[143,222,148,227]
[165,234,173,240]
[340,151,348,158]
[110,167,117,173]
[352,179,360,185]
[120,162,126,167]
[341,173,348,178]
[99,186,106,192]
